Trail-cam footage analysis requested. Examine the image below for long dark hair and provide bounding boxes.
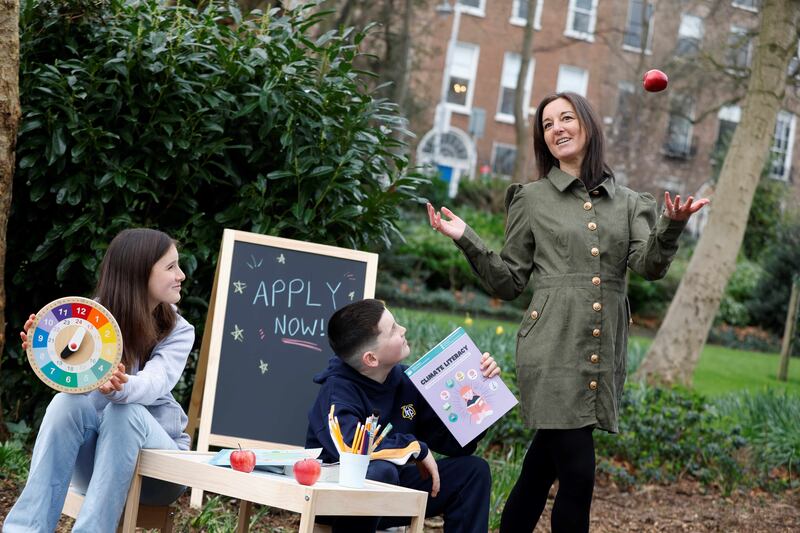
[532,92,613,190]
[95,228,177,370]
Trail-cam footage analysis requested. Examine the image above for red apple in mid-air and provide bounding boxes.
[230,444,256,473]
[642,69,668,92]
[293,458,321,486]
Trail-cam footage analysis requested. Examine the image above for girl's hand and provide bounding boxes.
[480,352,500,378]
[664,192,710,221]
[427,203,467,241]
[99,363,129,394]
[19,314,36,351]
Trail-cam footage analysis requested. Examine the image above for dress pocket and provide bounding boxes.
[518,292,550,338]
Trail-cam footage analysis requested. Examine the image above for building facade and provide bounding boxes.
[412,0,799,205]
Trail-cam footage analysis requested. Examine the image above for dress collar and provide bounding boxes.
[547,166,616,199]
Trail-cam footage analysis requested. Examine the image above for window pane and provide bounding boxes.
[557,65,588,96]
[501,53,522,88]
[576,0,592,9]
[446,76,470,105]
[572,12,590,33]
[515,0,529,19]
[624,0,653,49]
[499,87,516,115]
[492,145,517,176]
[458,0,481,8]
[770,111,793,179]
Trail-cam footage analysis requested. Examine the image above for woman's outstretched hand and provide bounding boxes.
[427,202,466,240]
[664,192,710,221]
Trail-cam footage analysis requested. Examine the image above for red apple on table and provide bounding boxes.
[642,69,668,92]
[293,458,321,486]
[230,444,256,473]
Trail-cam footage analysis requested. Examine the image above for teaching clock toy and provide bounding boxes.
[26,297,123,393]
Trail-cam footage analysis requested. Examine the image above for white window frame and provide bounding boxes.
[565,0,598,42]
[510,0,543,30]
[622,0,655,54]
[491,142,518,178]
[770,110,796,181]
[727,25,752,71]
[496,53,535,124]
[445,42,480,115]
[732,0,759,13]
[457,0,486,18]
[556,65,589,97]
[676,13,704,56]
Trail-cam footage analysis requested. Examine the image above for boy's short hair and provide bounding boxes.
[328,298,386,366]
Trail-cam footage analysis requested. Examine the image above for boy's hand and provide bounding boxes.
[19,314,36,351]
[99,363,129,394]
[416,453,441,497]
[480,352,500,378]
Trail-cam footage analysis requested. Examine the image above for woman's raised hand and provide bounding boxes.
[427,202,466,241]
[664,192,710,221]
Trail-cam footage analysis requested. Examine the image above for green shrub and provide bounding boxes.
[715,390,800,485]
[6,0,423,429]
[0,422,33,482]
[716,260,762,326]
[456,175,513,214]
[594,383,748,493]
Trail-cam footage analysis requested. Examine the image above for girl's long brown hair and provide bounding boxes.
[532,92,613,190]
[95,229,177,370]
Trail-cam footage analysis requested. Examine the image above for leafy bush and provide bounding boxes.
[5,0,423,428]
[0,422,33,482]
[715,390,800,485]
[456,175,513,214]
[594,384,748,493]
[717,260,763,326]
[747,216,800,353]
[381,205,508,292]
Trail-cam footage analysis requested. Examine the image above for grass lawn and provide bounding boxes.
[395,307,800,397]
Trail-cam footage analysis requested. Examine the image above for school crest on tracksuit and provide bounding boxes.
[401,403,416,420]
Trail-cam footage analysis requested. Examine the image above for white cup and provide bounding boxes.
[339,452,370,488]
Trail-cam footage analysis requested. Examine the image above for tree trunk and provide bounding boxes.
[0,0,21,441]
[511,0,536,183]
[636,0,800,386]
[390,0,414,116]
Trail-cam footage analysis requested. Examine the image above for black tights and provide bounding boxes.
[500,427,595,533]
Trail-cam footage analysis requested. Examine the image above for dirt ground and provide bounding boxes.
[2,474,798,532]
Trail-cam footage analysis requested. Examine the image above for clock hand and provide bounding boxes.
[60,327,87,360]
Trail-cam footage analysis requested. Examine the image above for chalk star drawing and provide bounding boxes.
[233,280,246,294]
[259,360,269,374]
[230,325,244,342]
[246,255,263,269]
[277,253,286,264]
[348,291,355,301]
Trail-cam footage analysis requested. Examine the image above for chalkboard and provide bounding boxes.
[193,229,378,451]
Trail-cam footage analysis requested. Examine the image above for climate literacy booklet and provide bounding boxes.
[404,327,518,446]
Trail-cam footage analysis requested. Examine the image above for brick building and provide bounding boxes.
[411,0,799,207]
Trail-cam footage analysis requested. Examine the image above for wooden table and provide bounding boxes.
[120,450,428,533]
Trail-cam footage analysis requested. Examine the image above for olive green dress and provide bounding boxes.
[455,167,687,433]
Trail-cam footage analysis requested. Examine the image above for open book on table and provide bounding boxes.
[208,448,339,481]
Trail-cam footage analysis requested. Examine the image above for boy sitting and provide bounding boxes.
[306,299,500,533]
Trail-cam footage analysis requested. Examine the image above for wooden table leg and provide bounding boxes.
[120,465,143,533]
[237,500,252,533]
[408,514,424,533]
[297,493,316,533]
